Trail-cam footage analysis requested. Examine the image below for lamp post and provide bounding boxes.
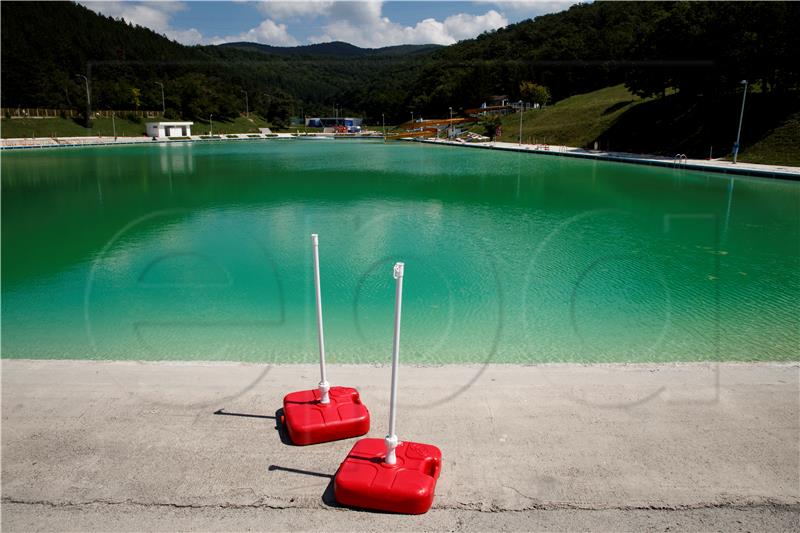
[262,92,271,123]
[112,110,116,140]
[75,74,91,125]
[449,106,453,139]
[209,113,213,136]
[241,90,249,118]
[155,81,165,116]
[732,79,748,164]
[382,112,385,137]
[518,100,524,146]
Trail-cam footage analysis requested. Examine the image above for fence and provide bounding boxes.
[1,108,161,119]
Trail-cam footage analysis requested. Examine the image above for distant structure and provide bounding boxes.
[464,98,535,118]
[145,121,193,138]
[305,117,362,133]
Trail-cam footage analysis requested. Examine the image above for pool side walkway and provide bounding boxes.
[2,360,798,531]
[420,138,800,180]
[0,133,296,150]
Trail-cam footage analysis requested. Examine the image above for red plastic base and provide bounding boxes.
[282,386,370,445]
[334,438,442,514]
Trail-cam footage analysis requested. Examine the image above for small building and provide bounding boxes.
[145,121,193,138]
[305,117,362,133]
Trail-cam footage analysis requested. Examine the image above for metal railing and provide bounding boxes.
[1,108,161,119]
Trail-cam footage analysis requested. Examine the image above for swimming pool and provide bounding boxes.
[2,140,798,363]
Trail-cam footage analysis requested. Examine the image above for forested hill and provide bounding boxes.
[217,42,441,58]
[0,1,437,124]
[410,1,800,113]
[2,1,798,126]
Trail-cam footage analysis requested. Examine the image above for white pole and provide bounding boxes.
[733,80,748,164]
[385,261,404,465]
[449,107,453,139]
[311,234,330,404]
[156,82,165,116]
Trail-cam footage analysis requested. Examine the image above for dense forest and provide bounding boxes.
[2,1,798,126]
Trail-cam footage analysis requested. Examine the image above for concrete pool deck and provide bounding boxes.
[420,138,800,180]
[2,360,798,531]
[0,133,298,150]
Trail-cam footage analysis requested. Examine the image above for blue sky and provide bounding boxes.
[80,1,578,48]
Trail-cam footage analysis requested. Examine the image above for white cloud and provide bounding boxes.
[212,19,300,46]
[79,1,206,45]
[164,28,206,46]
[310,5,508,47]
[442,10,508,41]
[478,1,578,19]
[79,0,562,49]
[255,0,335,20]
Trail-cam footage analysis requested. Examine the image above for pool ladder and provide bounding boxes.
[673,153,688,168]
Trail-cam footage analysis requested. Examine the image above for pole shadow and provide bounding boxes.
[267,464,411,514]
[213,408,276,420]
[267,464,341,508]
[212,407,293,446]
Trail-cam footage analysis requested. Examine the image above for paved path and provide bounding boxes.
[2,360,798,531]
[421,138,800,180]
[0,133,300,150]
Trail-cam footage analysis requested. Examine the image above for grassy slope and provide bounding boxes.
[735,111,800,166]
[0,115,272,138]
[496,85,645,147]
[494,85,799,167]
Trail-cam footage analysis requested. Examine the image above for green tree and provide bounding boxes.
[520,81,551,106]
[131,87,141,111]
[479,114,502,140]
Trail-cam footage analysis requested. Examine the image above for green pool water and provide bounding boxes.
[2,140,798,363]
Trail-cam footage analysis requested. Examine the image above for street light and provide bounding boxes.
[155,81,165,116]
[518,100,524,146]
[449,106,453,139]
[75,74,91,122]
[241,90,249,118]
[732,79,748,164]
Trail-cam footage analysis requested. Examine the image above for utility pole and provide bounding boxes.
[241,90,249,118]
[75,74,91,127]
[262,92,271,123]
[449,107,453,139]
[732,80,748,164]
[518,100,524,146]
[155,81,165,116]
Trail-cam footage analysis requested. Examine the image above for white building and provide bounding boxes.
[145,121,193,138]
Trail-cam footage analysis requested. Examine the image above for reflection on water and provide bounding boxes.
[159,143,194,176]
[2,140,799,362]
